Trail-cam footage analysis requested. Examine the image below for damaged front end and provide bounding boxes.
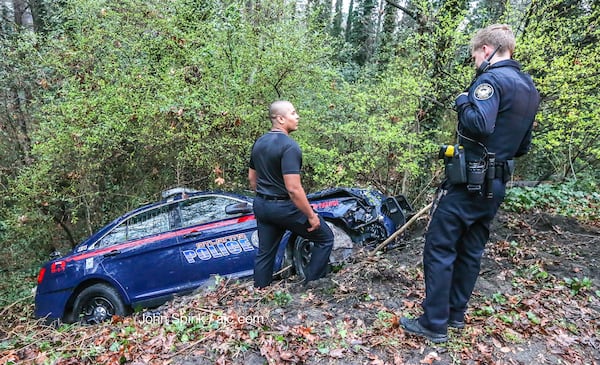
[306,187,413,262]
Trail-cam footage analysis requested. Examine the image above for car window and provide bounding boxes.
[96,224,127,248]
[127,206,170,240]
[180,195,244,228]
[95,205,171,249]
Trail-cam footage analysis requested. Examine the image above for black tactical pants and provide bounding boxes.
[252,197,334,288]
[419,178,506,333]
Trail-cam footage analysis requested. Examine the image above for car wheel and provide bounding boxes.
[292,223,354,280]
[364,223,389,247]
[278,245,295,279]
[72,283,127,324]
[292,236,314,280]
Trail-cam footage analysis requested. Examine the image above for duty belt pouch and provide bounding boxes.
[466,161,486,192]
[444,145,467,184]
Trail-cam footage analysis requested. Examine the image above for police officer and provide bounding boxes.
[248,100,334,288]
[401,24,540,343]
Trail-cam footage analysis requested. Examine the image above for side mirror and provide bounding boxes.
[225,202,253,215]
[50,251,62,259]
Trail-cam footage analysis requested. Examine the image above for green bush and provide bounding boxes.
[504,180,599,221]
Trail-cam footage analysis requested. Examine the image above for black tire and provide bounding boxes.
[72,283,128,324]
[292,236,314,281]
[292,223,354,280]
[278,245,295,279]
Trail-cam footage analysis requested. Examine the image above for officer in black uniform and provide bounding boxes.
[401,24,540,343]
[248,100,334,288]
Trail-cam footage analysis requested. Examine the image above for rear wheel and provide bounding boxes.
[72,283,128,324]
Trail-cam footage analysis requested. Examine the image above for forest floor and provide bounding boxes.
[1,209,599,365]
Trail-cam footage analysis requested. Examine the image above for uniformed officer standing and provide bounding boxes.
[248,100,334,288]
[401,24,540,343]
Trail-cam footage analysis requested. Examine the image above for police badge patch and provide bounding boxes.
[474,83,494,100]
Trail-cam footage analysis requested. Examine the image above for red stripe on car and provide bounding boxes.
[65,215,256,263]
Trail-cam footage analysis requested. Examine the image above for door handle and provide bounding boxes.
[103,249,121,257]
[183,231,203,239]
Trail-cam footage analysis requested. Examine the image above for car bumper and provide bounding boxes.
[34,288,73,324]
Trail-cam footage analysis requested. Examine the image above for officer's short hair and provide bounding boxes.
[470,24,516,56]
[269,100,292,121]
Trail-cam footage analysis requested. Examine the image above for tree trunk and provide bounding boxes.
[345,0,354,42]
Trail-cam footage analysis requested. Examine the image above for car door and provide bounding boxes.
[175,194,258,290]
[94,202,186,305]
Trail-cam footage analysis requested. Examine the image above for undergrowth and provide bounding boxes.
[504,180,599,221]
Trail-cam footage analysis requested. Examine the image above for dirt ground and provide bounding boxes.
[1,209,599,365]
[167,210,600,365]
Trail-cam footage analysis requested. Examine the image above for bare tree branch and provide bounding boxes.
[385,0,418,21]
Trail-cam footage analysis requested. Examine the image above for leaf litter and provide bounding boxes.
[1,210,599,364]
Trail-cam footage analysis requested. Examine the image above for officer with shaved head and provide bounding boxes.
[248,100,333,288]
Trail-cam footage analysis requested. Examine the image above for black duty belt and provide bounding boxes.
[256,192,290,201]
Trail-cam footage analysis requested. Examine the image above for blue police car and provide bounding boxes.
[35,187,410,324]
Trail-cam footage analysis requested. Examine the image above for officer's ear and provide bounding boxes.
[482,44,493,58]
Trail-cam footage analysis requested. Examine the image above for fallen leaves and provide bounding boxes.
[419,351,441,364]
[1,212,599,364]
[294,326,317,343]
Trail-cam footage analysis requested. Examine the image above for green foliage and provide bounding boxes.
[503,181,600,221]
[2,0,339,265]
[518,0,600,181]
[527,311,541,325]
[373,310,396,329]
[298,45,442,197]
[270,291,293,306]
[1,0,599,274]
[520,264,550,282]
[0,29,48,182]
[563,276,592,296]
[0,267,38,306]
[492,292,507,305]
[474,305,495,317]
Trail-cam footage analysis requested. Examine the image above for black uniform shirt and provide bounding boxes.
[455,59,540,162]
[249,131,302,197]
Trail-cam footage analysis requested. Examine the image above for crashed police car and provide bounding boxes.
[35,187,411,324]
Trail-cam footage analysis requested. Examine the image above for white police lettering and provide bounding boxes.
[474,83,494,100]
[181,233,255,263]
[225,240,242,254]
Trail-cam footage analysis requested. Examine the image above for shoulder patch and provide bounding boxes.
[474,83,494,100]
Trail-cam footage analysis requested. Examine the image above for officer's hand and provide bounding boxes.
[454,92,469,110]
[307,214,321,232]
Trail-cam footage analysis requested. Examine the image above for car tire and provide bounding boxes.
[72,283,128,324]
[292,223,354,280]
[278,245,295,279]
[292,236,314,281]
